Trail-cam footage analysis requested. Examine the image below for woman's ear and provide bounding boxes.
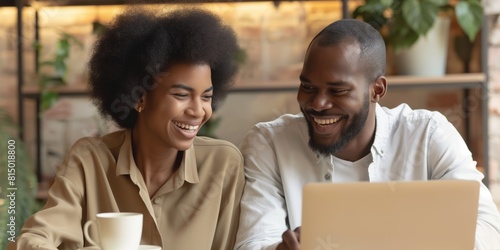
[135,92,147,113]
[371,76,387,103]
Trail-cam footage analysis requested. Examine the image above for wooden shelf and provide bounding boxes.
[22,84,89,98]
[230,73,487,92]
[388,73,486,89]
[1,0,338,7]
[21,73,487,96]
[0,1,16,7]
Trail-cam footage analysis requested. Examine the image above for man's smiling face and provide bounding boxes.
[297,40,371,156]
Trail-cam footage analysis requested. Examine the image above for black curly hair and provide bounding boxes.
[88,7,240,128]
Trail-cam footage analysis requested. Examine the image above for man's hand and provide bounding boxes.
[276,227,301,250]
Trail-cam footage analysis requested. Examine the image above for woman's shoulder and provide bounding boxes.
[68,130,126,156]
[193,136,242,159]
[193,136,240,153]
[192,137,244,183]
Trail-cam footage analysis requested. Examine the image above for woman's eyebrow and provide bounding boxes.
[171,83,193,91]
[203,86,214,93]
[171,84,214,93]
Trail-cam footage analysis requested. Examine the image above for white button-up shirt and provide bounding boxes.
[235,103,500,250]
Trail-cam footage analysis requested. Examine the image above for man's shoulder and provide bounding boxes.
[239,113,307,152]
[381,103,448,126]
[254,113,306,131]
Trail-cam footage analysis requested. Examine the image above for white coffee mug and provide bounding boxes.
[138,246,162,250]
[77,247,100,250]
[83,212,143,250]
[78,246,161,250]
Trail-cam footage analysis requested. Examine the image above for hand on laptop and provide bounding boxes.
[277,227,301,250]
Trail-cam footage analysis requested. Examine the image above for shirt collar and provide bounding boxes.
[372,103,390,157]
[115,129,134,176]
[178,144,200,184]
[115,129,200,184]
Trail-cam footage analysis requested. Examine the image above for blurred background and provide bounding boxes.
[0,0,500,245]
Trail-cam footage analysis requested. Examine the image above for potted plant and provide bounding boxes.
[353,0,483,75]
[0,108,38,250]
[353,0,483,50]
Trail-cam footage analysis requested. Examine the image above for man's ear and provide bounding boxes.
[371,76,387,103]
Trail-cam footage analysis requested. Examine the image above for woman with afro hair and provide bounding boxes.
[9,7,244,250]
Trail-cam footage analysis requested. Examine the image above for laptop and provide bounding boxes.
[301,180,480,250]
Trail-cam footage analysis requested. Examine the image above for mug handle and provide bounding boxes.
[83,220,100,247]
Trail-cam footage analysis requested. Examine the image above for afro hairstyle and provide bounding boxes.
[88,7,240,128]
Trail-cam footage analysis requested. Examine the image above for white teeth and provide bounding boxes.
[313,117,340,125]
[174,122,199,131]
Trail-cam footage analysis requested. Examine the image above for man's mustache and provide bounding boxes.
[303,109,332,117]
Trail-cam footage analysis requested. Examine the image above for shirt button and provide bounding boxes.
[324,173,331,180]
[153,198,161,204]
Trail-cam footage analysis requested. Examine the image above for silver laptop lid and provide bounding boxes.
[301,180,480,250]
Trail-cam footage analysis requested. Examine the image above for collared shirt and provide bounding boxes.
[235,103,500,250]
[8,130,244,250]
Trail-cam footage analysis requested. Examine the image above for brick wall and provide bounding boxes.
[486,0,500,192]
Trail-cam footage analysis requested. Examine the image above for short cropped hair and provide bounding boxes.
[311,18,386,83]
[88,7,240,128]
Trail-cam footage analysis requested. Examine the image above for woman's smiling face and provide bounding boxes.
[138,63,213,151]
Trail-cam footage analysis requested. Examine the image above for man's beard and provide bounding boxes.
[304,96,370,157]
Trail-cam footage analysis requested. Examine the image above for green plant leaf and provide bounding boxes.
[62,32,84,48]
[0,108,37,250]
[40,91,59,111]
[390,27,419,51]
[32,40,42,51]
[56,39,69,58]
[365,0,393,7]
[39,60,55,67]
[39,75,52,88]
[454,33,474,72]
[380,0,393,6]
[39,75,64,89]
[402,0,439,35]
[433,0,449,7]
[456,0,483,41]
[353,3,388,31]
[387,14,418,50]
[53,60,67,79]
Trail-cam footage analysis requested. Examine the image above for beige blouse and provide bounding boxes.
[8,130,245,250]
